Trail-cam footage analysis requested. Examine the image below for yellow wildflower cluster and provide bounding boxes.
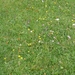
[27,43,32,47]
[18,55,23,59]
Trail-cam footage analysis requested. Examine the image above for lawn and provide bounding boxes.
[0,0,75,75]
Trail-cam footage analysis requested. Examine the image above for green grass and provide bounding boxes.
[0,0,75,75]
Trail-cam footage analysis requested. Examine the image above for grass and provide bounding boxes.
[0,0,75,75]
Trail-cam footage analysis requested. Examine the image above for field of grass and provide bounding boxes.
[0,0,75,75]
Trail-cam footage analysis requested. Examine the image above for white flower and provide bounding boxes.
[30,31,32,33]
[50,30,54,34]
[57,42,60,44]
[67,35,71,39]
[60,66,63,69]
[52,40,54,42]
[30,30,34,33]
[55,18,59,21]
[72,23,75,26]
[20,44,22,46]
[42,0,44,2]
[53,36,56,39]
[38,40,41,43]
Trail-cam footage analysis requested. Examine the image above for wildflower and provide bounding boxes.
[36,20,38,22]
[72,18,75,22]
[18,55,23,59]
[72,20,73,22]
[67,35,71,39]
[72,23,75,26]
[42,0,44,2]
[28,51,30,53]
[60,66,63,69]
[38,40,41,43]
[19,44,22,46]
[38,36,41,40]
[12,49,15,51]
[57,42,60,44]
[30,30,33,33]
[4,57,6,60]
[18,55,21,58]
[28,43,32,46]
[28,28,30,31]
[50,30,54,35]
[73,40,75,44]
[53,36,56,39]
[59,60,62,64]
[20,57,23,59]
[55,18,59,21]
[52,40,54,42]
[45,5,47,7]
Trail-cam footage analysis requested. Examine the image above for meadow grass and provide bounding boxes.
[0,0,75,75]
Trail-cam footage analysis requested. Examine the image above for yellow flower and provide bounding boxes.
[28,43,32,46]
[12,49,15,51]
[4,57,6,60]
[18,55,23,59]
[39,17,42,20]
[45,5,47,7]
[18,55,21,58]
[72,19,75,22]
[20,57,23,59]
[38,36,41,40]
[28,28,30,31]
[28,51,30,53]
